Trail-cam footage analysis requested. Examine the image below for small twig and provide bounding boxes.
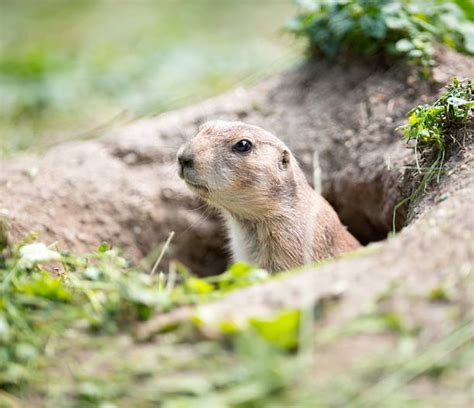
[158,272,166,291]
[166,261,177,292]
[150,231,175,276]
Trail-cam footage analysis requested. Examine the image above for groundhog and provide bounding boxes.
[177,120,360,272]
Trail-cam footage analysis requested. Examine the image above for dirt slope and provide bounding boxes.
[1,47,472,278]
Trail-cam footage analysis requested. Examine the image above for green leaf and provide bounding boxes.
[126,283,169,307]
[98,242,110,253]
[395,39,414,53]
[447,96,469,106]
[380,311,406,333]
[428,286,451,302]
[408,111,420,126]
[17,271,71,301]
[384,15,407,30]
[185,277,215,294]
[18,242,61,267]
[218,320,241,334]
[249,309,301,350]
[228,262,254,278]
[84,266,101,280]
[408,49,423,58]
[361,15,387,39]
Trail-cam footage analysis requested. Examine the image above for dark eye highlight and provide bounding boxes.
[232,139,253,153]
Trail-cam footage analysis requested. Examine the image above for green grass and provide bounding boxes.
[288,0,474,75]
[392,78,473,231]
[1,234,472,406]
[0,0,298,156]
[0,234,273,388]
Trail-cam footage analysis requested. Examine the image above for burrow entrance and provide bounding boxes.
[171,150,412,277]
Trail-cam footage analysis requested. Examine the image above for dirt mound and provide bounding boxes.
[0,47,472,278]
[1,47,473,404]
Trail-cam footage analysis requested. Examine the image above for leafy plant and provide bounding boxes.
[0,237,269,388]
[1,236,472,406]
[288,0,474,72]
[393,78,473,230]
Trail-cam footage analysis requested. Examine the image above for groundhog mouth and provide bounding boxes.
[185,180,209,193]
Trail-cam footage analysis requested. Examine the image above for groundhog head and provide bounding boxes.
[177,120,296,218]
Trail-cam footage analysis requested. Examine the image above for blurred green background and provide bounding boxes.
[0,0,299,156]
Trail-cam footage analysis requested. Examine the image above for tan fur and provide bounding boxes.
[177,120,360,272]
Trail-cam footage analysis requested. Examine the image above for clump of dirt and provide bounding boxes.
[0,46,472,275]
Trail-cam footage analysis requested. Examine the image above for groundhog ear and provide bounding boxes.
[279,150,290,170]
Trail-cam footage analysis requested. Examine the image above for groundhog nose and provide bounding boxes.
[177,152,195,169]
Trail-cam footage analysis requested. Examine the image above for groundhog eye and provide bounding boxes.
[232,139,253,153]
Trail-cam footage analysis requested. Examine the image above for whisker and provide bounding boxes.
[153,146,180,152]
[190,202,209,212]
[179,205,214,237]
